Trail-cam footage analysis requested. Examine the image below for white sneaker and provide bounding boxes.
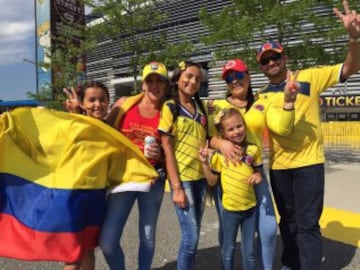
[280,267,292,270]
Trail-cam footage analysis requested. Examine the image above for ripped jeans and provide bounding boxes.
[172,179,207,270]
[99,175,165,270]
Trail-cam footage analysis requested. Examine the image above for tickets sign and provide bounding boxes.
[319,95,360,108]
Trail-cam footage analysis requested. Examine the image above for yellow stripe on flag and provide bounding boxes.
[0,108,158,190]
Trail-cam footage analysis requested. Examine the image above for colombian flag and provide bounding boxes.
[0,108,158,262]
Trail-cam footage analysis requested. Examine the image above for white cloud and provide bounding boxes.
[0,1,91,66]
[0,0,34,66]
[0,22,34,42]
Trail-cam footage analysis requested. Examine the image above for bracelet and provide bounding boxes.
[172,182,182,189]
[349,36,360,43]
[283,107,295,111]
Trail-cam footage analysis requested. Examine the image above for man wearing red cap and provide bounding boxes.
[255,1,360,270]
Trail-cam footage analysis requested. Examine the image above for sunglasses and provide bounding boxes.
[260,53,283,65]
[225,72,245,84]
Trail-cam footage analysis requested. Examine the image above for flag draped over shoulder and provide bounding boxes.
[0,108,158,262]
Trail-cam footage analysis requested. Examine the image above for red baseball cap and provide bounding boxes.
[222,59,248,79]
[256,40,284,62]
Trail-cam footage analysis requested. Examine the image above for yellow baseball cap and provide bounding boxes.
[142,62,168,82]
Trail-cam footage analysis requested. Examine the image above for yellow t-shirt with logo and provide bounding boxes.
[210,144,261,211]
[258,64,342,169]
[158,99,207,181]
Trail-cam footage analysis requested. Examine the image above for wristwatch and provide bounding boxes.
[349,36,360,43]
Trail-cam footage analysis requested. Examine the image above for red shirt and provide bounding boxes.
[118,103,160,165]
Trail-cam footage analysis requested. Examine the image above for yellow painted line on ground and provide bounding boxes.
[274,205,360,248]
[320,207,360,248]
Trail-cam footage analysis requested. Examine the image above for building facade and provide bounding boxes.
[86,0,360,121]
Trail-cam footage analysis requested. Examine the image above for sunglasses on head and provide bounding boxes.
[225,72,245,84]
[260,53,283,65]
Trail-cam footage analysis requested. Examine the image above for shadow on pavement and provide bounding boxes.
[323,220,360,249]
[153,235,358,270]
[323,237,358,270]
[325,149,360,163]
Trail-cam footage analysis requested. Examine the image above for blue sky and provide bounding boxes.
[0,1,91,101]
[0,0,36,101]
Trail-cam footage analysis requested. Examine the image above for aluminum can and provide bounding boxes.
[144,136,156,158]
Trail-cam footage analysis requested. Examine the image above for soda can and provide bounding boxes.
[144,136,156,158]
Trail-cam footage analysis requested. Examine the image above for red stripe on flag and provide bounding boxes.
[0,213,99,262]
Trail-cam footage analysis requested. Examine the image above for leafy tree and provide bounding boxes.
[84,0,196,93]
[29,0,196,106]
[199,0,359,70]
[26,87,64,111]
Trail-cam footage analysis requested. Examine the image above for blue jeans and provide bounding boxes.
[222,207,256,270]
[270,164,324,270]
[99,176,165,270]
[213,183,224,250]
[214,170,277,270]
[172,179,207,270]
[255,169,277,270]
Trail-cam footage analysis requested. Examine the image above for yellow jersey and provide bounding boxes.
[210,144,262,211]
[158,99,207,181]
[258,64,342,169]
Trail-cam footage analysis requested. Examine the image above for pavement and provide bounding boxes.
[0,149,359,270]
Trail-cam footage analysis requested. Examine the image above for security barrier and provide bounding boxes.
[322,122,360,150]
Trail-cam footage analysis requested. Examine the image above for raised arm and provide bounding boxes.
[266,70,300,135]
[199,141,219,186]
[333,0,360,79]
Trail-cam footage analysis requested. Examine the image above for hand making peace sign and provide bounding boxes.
[63,87,82,113]
[333,0,360,40]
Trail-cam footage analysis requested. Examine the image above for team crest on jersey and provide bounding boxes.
[254,104,264,112]
[241,154,254,166]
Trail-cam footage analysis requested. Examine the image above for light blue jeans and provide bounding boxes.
[255,169,277,270]
[222,206,256,270]
[214,169,277,270]
[172,179,207,270]
[99,175,165,270]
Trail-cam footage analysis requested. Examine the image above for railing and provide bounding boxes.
[322,122,360,150]
[261,122,360,150]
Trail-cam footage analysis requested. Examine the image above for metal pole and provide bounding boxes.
[23,57,38,101]
[34,0,39,96]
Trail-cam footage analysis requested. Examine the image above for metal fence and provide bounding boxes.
[322,122,360,150]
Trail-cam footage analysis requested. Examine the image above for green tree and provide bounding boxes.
[26,87,64,111]
[85,0,196,93]
[199,0,359,70]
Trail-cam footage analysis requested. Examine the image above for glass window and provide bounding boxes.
[326,113,336,121]
[349,113,360,121]
[337,113,348,121]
